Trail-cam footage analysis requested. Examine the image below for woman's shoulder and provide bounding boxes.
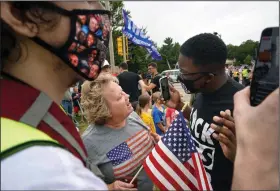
[128,112,150,131]
[82,124,110,150]
[128,111,143,121]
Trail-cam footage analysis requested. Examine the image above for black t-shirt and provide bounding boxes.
[117,71,141,102]
[77,80,84,94]
[151,74,161,93]
[189,77,244,191]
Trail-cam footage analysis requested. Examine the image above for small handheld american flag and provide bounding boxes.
[143,112,212,191]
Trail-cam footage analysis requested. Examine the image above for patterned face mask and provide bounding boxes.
[32,5,111,81]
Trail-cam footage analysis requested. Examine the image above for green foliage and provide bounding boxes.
[228,40,258,66]
[244,55,252,65]
[104,1,258,70]
[156,37,180,72]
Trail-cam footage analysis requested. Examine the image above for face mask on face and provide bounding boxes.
[178,74,208,94]
[32,4,111,81]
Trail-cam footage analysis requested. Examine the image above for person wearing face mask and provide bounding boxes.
[164,33,244,191]
[0,1,129,190]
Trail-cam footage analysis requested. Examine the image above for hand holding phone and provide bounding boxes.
[159,76,171,101]
[250,27,279,106]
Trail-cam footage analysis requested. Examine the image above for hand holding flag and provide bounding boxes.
[143,112,212,191]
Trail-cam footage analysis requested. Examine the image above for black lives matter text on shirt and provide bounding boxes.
[117,71,141,103]
[151,74,161,93]
[189,77,244,191]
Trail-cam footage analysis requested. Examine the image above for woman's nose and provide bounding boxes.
[123,91,129,99]
[126,93,130,99]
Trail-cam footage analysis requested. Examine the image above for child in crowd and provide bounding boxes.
[136,94,156,133]
[151,92,166,136]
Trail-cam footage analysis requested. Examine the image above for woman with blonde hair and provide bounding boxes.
[81,73,157,190]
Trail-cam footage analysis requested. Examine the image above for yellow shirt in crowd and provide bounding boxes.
[140,112,156,133]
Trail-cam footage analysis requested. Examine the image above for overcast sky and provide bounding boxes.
[123,1,279,46]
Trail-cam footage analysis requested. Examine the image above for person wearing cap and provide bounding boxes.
[101,59,111,73]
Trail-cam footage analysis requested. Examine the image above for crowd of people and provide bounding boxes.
[226,65,253,86]
[1,1,279,191]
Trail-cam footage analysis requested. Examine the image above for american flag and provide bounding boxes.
[143,113,212,191]
[106,129,154,179]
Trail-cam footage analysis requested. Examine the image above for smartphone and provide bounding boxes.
[159,76,171,101]
[250,27,279,106]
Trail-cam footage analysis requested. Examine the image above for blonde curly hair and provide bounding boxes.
[81,73,119,125]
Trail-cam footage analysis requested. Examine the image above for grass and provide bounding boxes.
[73,114,88,135]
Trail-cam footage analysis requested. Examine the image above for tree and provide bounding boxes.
[100,1,131,66]
[244,55,252,65]
[100,1,130,31]
[157,37,180,72]
[227,40,258,65]
[227,44,238,60]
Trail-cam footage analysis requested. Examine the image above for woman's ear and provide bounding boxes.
[1,2,38,38]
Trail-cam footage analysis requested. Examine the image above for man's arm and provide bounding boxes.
[138,80,148,94]
[145,75,160,91]
[1,146,108,190]
[143,82,156,92]
[157,122,166,133]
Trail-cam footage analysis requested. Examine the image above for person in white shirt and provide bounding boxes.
[1,1,134,190]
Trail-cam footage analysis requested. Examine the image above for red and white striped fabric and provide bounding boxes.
[107,129,154,179]
[143,113,212,191]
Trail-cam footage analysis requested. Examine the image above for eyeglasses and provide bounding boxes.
[179,71,217,80]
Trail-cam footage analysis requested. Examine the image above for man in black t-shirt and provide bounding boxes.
[144,62,161,93]
[166,33,244,190]
[117,62,145,110]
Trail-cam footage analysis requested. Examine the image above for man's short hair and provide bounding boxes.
[119,62,128,70]
[180,33,227,66]
[148,62,157,68]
